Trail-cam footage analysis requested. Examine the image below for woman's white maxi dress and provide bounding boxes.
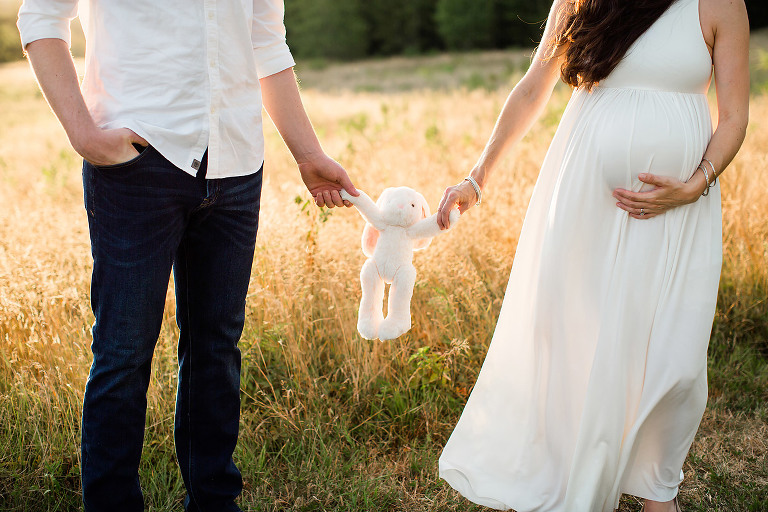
[438,1,720,510]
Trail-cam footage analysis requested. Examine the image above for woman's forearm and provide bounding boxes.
[702,113,748,182]
[698,0,750,187]
[435,0,567,229]
[682,113,748,199]
[470,68,561,190]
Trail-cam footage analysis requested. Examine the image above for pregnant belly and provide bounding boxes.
[575,87,712,192]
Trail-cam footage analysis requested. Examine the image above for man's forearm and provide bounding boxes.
[25,38,98,153]
[259,68,323,165]
[258,67,357,208]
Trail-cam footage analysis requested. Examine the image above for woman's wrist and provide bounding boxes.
[684,168,709,201]
[469,166,488,190]
[464,176,482,206]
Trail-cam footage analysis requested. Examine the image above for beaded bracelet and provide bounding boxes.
[464,176,482,206]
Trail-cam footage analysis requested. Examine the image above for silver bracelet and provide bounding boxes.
[696,165,710,197]
[702,158,717,188]
[464,176,482,206]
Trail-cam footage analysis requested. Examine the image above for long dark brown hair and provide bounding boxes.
[550,0,677,89]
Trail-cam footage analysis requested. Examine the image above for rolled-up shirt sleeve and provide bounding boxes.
[17,0,79,49]
[251,0,295,78]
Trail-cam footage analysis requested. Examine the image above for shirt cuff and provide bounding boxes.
[253,40,295,79]
[17,12,73,48]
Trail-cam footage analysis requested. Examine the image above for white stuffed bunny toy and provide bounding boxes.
[340,187,461,341]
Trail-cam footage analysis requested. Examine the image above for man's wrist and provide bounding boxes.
[69,121,102,157]
[296,149,328,171]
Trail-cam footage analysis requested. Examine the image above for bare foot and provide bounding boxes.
[643,497,679,512]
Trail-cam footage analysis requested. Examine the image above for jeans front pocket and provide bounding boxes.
[90,143,152,171]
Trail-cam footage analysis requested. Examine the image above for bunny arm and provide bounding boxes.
[406,209,460,240]
[340,189,388,231]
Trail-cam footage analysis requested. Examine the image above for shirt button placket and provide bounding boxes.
[205,0,220,175]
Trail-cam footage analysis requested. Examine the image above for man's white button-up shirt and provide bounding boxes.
[18,0,295,178]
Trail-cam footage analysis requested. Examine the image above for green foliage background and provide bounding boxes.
[1,0,768,63]
[283,0,768,60]
[284,0,552,58]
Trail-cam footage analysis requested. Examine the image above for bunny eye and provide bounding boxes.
[411,203,415,207]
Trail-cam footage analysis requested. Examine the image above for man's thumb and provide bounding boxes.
[341,175,359,196]
[128,129,148,147]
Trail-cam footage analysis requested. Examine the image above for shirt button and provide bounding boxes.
[207,11,214,19]
[210,59,216,67]
[210,107,216,114]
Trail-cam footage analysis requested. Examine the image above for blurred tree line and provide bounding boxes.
[0,0,767,64]
[284,0,552,60]
[285,0,768,61]
[747,0,768,30]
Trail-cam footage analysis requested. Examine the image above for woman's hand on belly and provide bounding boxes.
[612,171,708,219]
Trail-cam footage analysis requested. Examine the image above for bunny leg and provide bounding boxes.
[378,264,417,341]
[358,258,384,340]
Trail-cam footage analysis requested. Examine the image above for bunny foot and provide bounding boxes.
[357,322,379,341]
[377,315,411,341]
[357,315,380,340]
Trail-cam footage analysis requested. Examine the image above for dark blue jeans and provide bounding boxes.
[81,145,262,512]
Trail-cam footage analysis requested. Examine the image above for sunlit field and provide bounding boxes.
[1,31,767,512]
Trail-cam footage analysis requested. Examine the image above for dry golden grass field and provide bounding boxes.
[1,30,768,512]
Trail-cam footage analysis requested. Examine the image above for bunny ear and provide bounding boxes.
[420,194,430,218]
[413,193,432,251]
[362,223,380,257]
[377,188,393,207]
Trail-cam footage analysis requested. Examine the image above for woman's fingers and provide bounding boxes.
[637,172,673,187]
[437,188,451,217]
[613,188,660,203]
[615,201,659,219]
[614,190,681,211]
[615,201,646,214]
[437,188,457,230]
[614,183,678,211]
[629,212,659,219]
[613,173,700,219]
[438,180,483,229]
[614,196,656,210]
[438,185,469,229]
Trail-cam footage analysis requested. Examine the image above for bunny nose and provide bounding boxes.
[397,204,405,209]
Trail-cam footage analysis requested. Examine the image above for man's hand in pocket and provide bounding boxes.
[75,127,148,166]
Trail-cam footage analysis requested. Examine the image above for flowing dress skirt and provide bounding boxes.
[438,85,721,512]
